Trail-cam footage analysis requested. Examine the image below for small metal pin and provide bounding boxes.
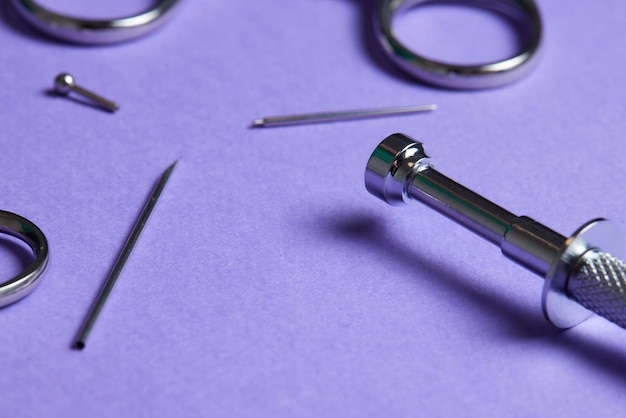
[73,161,178,350]
[54,73,120,112]
[252,104,437,128]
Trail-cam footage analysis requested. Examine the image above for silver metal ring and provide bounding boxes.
[0,210,49,308]
[11,0,182,45]
[377,0,542,89]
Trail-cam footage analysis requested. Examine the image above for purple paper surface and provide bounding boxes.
[1,0,626,416]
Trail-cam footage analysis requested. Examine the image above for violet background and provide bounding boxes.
[1,0,625,416]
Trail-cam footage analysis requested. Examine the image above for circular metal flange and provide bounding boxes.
[0,210,49,307]
[364,133,432,206]
[11,0,182,45]
[543,218,623,329]
[376,0,542,89]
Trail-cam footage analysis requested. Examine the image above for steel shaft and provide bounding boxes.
[365,133,625,329]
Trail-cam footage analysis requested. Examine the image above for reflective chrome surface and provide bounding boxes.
[74,161,177,350]
[544,219,623,329]
[376,0,542,89]
[253,104,436,128]
[365,133,521,245]
[365,133,626,329]
[0,210,48,307]
[568,248,626,328]
[54,73,119,113]
[11,0,182,45]
[364,133,432,206]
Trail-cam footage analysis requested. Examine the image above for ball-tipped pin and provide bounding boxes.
[54,73,120,112]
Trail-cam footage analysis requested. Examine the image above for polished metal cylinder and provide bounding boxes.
[365,133,626,330]
[405,167,518,245]
[406,169,566,276]
[366,133,566,277]
[500,216,565,277]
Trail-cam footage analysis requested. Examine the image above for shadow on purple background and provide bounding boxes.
[318,209,626,384]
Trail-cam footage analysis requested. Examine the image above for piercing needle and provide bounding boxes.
[252,104,437,127]
[74,161,177,350]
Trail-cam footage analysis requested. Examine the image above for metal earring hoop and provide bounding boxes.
[11,0,183,45]
[377,0,543,89]
[0,210,49,308]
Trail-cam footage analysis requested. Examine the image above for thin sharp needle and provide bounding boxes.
[252,104,437,128]
[73,161,178,350]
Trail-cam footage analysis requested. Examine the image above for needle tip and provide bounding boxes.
[163,160,178,178]
[74,340,86,350]
[252,119,265,128]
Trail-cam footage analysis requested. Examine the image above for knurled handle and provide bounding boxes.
[567,250,626,329]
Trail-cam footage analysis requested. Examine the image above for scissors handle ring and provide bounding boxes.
[0,210,48,308]
[11,0,182,45]
[377,0,542,89]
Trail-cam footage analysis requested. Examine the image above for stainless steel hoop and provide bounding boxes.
[0,210,49,307]
[11,0,182,45]
[376,0,542,89]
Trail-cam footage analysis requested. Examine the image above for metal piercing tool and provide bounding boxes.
[365,133,626,329]
[54,73,120,113]
[74,162,177,349]
[253,104,437,128]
